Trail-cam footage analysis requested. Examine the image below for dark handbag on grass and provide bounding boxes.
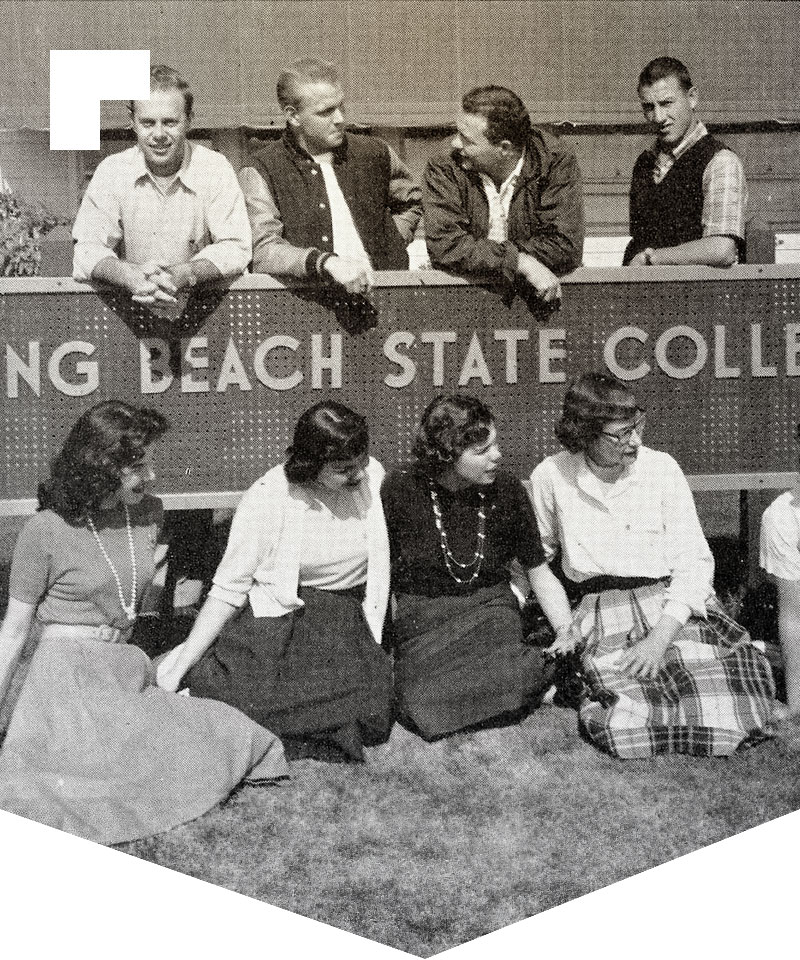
[520,596,613,710]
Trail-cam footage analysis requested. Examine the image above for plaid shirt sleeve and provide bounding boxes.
[702,148,747,241]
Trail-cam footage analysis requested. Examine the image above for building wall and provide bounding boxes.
[2,0,799,271]
[2,0,799,128]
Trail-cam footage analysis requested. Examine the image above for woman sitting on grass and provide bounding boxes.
[0,400,286,846]
[382,394,567,741]
[157,400,394,762]
[530,372,775,758]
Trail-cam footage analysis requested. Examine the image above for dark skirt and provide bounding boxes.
[392,582,553,740]
[187,585,394,761]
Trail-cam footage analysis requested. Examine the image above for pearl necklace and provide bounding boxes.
[86,505,138,621]
[428,481,487,585]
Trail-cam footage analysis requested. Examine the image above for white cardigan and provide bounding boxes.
[209,458,390,642]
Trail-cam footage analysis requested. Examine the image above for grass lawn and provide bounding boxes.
[2,505,797,957]
[121,707,800,957]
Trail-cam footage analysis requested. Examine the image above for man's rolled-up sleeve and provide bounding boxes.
[194,160,252,277]
[702,149,747,243]
[72,164,124,281]
[239,166,316,278]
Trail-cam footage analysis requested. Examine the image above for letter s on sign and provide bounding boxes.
[383,332,416,388]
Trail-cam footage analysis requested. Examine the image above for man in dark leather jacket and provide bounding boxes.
[423,85,584,305]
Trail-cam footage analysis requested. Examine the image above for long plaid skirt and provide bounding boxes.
[574,583,775,758]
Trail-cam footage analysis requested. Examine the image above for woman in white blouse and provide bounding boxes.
[531,372,775,758]
[759,424,800,717]
[157,401,393,762]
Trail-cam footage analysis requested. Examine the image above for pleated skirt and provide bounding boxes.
[575,583,775,758]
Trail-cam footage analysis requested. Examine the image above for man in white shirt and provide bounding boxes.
[73,65,251,307]
[239,58,421,295]
[73,66,252,616]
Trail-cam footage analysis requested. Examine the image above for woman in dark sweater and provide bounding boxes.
[382,394,569,740]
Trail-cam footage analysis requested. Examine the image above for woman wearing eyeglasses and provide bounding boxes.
[530,372,775,758]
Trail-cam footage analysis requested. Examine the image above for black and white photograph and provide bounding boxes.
[1,2,799,957]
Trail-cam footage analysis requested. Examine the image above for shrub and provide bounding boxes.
[0,188,69,276]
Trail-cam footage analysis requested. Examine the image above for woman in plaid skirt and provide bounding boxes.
[530,373,775,758]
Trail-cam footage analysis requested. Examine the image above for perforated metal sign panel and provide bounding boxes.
[2,271,799,507]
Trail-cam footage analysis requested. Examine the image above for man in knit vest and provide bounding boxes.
[239,59,421,295]
[623,57,747,267]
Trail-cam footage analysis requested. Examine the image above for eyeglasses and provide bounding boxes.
[600,413,646,446]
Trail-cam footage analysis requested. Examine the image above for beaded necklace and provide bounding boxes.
[428,481,487,584]
[86,504,138,621]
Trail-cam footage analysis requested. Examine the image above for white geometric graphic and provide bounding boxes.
[49,50,150,149]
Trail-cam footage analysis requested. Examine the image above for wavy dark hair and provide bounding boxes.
[413,394,494,476]
[555,373,643,454]
[461,85,531,149]
[38,401,169,523]
[284,401,369,484]
[129,64,194,119]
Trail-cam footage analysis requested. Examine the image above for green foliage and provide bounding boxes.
[0,189,68,277]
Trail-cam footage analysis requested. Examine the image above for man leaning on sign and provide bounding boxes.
[72,64,252,303]
[624,57,747,268]
[238,58,422,296]
[72,65,251,616]
[423,85,584,307]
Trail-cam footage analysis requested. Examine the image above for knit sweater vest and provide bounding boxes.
[624,133,727,264]
[248,132,408,270]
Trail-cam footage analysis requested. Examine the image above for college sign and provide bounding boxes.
[2,267,799,506]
